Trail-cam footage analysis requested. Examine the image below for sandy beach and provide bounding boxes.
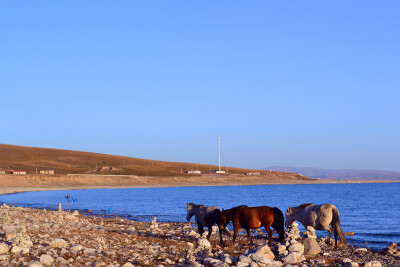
[0,174,398,196]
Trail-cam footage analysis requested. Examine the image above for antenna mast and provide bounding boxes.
[219,135,221,171]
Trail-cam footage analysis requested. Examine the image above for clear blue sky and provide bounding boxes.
[1,1,399,171]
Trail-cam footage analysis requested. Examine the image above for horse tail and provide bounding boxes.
[272,207,285,242]
[331,206,347,245]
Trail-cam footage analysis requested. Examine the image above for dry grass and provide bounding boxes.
[0,144,269,176]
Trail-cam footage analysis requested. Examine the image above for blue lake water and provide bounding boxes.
[0,183,399,251]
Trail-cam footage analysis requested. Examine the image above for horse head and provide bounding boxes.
[285,206,295,228]
[186,203,195,221]
[218,208,229,229]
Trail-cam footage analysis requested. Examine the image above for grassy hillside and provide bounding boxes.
[0,144,270,176]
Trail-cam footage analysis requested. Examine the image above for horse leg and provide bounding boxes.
[207,225,212,240]
[246,228,254,247]
[333,227,339,248]
[218,227,224,246]
[232,228,238,248]
[266,227,273,246]
[198,225,204,237]
[326,228,333,246]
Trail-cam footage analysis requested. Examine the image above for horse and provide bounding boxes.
[219,205,285,247]
[285,203,347,248]
[186,203,230,245]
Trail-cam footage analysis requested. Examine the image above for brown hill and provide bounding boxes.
[0,144,289,177]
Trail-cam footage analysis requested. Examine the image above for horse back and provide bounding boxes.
[306,203,335,229]
[232,206,274,229]
[204,206,222,226]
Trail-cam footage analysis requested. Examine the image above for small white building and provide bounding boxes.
[215,170,226,174]
[187,170,201,174]
[40,169,55,175]
[12,170,27,175]
[246,172,260,176]
[0,170,5,174]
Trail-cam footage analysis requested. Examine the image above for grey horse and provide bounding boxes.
[285,203,347,248]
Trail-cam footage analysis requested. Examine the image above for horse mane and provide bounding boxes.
[228,205,248,210]
[297,203,314,209]
[188,203,205,208]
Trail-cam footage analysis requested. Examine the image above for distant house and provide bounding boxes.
[215,170,226,174]
[187,170,201,174]
[246,172,260,176]
[0,170,5,174]
[12,170,26,175]
[40,169,55,175]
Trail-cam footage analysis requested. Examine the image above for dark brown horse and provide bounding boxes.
[186,203,231,245]
[219,205,285,247]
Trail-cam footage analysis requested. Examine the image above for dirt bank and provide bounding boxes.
[0,174,398,195]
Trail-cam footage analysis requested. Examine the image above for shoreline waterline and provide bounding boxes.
[1,175,399,196]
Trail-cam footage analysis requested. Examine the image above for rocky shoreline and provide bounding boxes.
[0,204,399,267]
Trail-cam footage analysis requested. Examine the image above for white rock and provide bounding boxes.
[251,253,272,264]
[282,252,298,264]
[288,243,304,254]
[0,243,9,254]
[71,244,83,252]
[122,263,135,267]
[224,256,232,264]
[49,238,68,248]
[255,244,270,254]
[204,257,224,266]
[238,255,252,265]
[198,238,211,249]
[29,262,44,267]
[365,261,382,267]
[355,248,368,253]
[40,254,54,266]
[271,261,283,266]
[11,245,23,254]
[83,248,96,254]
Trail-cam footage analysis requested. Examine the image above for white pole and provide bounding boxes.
[219,135,221,171]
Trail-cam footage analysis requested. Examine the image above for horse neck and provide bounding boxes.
[293,208,309,226]
[225,209,234,223]
[188,204,200,219]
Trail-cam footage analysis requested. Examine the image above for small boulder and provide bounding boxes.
[71,244,83,252]
[288,243,304,254]
[40,254,54,266]
[29,262,44,267]
[302,237,321,256]
[255,244,270,254]
[49,238,68,248]
[0,243,9,254]
[197,238,211,249]
[251,253,272,265]
[364,261,382,267]
[282,252,298,264]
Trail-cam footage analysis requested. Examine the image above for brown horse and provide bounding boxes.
[219,205,285,247]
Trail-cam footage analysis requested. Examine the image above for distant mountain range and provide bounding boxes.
[265,166,400,180]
